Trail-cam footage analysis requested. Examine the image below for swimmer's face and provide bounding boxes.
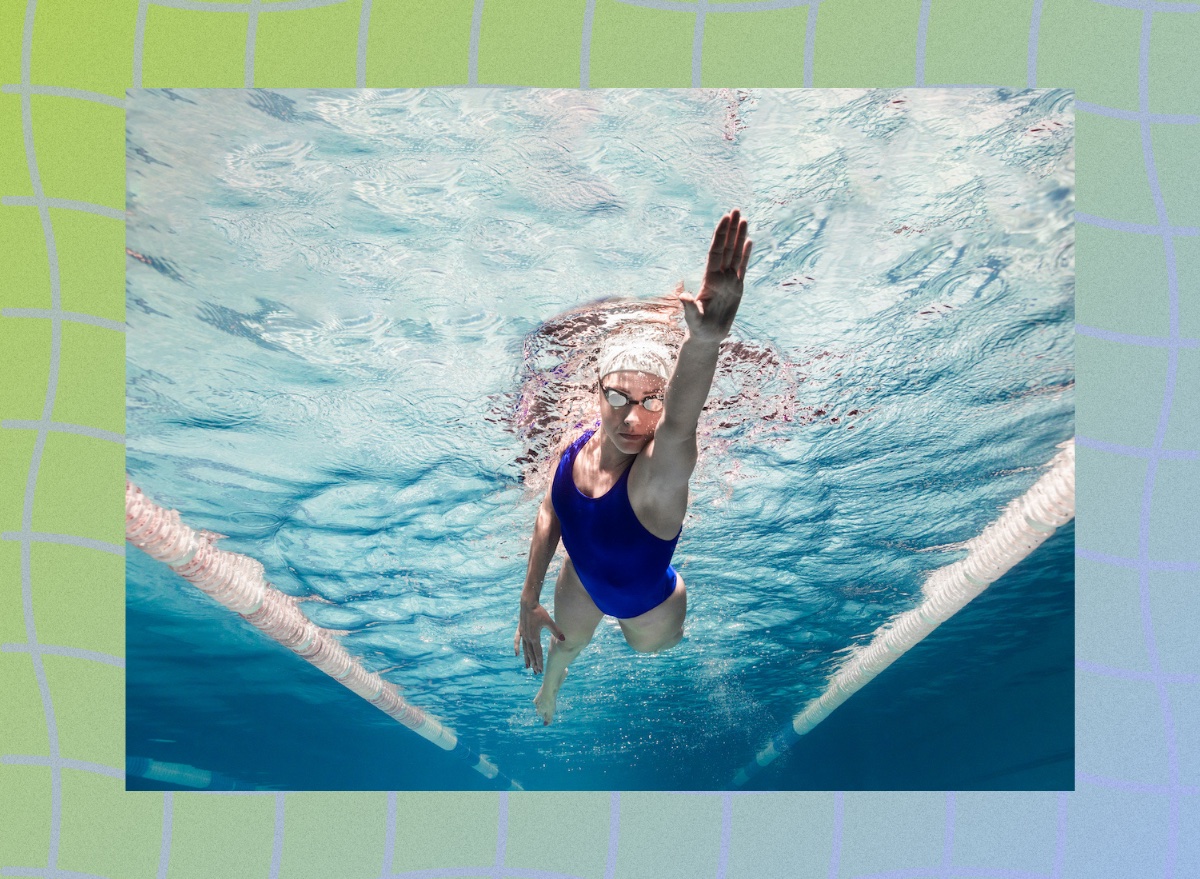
[598,370,665,454]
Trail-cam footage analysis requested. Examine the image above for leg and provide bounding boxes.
[535,558,603,725]
[618,573,687,654]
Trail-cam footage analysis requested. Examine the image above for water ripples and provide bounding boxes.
[126,88,1074,787]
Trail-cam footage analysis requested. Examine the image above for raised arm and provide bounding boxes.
[656,209,753,448]
[514,488,565,674]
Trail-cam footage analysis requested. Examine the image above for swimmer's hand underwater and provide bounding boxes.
[514,489,565,677]
[678,208,752,344]
[514,597,564,675]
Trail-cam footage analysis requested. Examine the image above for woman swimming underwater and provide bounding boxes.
[514,209,753,725]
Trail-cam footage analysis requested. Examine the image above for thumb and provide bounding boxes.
[548,619,566,642]
[679,293,701,320]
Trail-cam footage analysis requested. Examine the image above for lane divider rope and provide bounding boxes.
[732,438,1076,787]
[125,479,521,790]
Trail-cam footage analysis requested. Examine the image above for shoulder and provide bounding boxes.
[555,430,592,467]
[569,429,595,454]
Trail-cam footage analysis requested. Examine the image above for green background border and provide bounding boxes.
[3,1,1197,877]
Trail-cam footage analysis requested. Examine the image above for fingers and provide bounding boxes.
[738,238,753,281]
[710,210,748,272]
[723,210,742,269]
[708,214,731,262]
[732,215,748,270]
[517,626,531,668]
[517,630,544,674]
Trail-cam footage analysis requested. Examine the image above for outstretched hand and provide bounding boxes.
[514,601,564,675]
[678,209,753,343]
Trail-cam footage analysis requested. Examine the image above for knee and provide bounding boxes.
[555,632,592,656]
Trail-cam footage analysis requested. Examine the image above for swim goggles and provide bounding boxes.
[600,384,664,412]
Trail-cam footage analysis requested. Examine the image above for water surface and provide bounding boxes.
[126,88,1073,790]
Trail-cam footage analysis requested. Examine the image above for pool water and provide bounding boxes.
[126,88,1073,790]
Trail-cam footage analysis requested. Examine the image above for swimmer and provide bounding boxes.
[513,209,753,724]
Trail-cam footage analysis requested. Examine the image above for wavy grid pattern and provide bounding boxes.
[0,1,1196,877]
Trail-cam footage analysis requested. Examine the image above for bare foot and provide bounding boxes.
[533,668,567,725]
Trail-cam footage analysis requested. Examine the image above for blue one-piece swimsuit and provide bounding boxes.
[551,429,680,619]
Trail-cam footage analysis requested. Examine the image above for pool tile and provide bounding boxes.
[32,431,124,547]
[923,0,1033,86]
[1175,235,1200,339]
[0,651,51,755]
[1148,457,1200,565]
[0,765,52,868]
[1076,557,1153,676]
[612,793,722,879]
[0,541,25,643]
[44,655,123,768]
[390,792,497,872]
[1151,123,1200,228]
[167,794,276,879]
[1077,673,1171,787]
[812,0,920,87]
[0,0,21,84]
[52,321,125,436]
[726,792,834,878]
[836,792,943,878]
[1165,682,1200,789]
[278,792,390,879]
[255,2,361,88]
[952,792,1057,874]
[1063,786,1170,879]
[30,541,125,657]
[505,792,610,879]
[0,430,37,535]
[1147,570,1200,682]
[1148,11,1200,117]
[478,0,587,87]
[30,0,139,99]
[141,5,247,88]
[365,0,474,87]
[0,94,34,197]
[0,312,51,423]
[1075,222,1169,339]
[1075,445,1147,561]
[701,8,808,88]
[589,0,693,88]
[29,95,124,211]
[58,769,162,879]
[52,209,124,323]
[1076,113,1157,227]
[1076,334,1168,449]
[0,207,51,311]
[1036,0,1141,111]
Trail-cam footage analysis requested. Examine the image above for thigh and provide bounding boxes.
[553,557,605,641]
[618,573,687,652]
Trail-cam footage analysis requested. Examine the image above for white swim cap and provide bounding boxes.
[596,333,674,382]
